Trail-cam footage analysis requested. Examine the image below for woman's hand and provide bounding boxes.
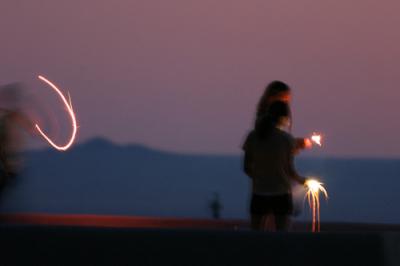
[304,138,313,149]
[292,174,307,185]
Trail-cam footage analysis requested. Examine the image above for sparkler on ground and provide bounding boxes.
[305,178,328,232]
[36,75,77,151]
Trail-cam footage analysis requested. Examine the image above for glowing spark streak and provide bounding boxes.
[35,75,77,151]
[311,133,322,146]
[305,179,328,232]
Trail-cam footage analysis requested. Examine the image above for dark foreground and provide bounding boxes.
[0,214,399,266]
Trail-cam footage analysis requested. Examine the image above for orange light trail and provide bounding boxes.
[36,75,77,151]
[305,179,328,232]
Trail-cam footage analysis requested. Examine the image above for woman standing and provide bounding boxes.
[243,101,306,231]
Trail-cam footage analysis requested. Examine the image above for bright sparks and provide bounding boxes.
[305,179,328,232]
[311,133,322,146]
[36,75,77,151]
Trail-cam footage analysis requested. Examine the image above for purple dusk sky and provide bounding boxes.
[1,0,400,157]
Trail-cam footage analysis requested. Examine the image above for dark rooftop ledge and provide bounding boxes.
[0,213,247,229]
[1,213,400,232]
[0,214,399,266]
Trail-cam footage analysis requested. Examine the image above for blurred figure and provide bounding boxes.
[0,83,34,190]
[209,192,223,219]
[243,101,306,231]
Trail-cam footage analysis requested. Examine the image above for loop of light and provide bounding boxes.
[305,179,328,232]
[36,75,77,151]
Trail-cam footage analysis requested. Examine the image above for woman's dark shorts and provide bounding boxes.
[250,193,293,215]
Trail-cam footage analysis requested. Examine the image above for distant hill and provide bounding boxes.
[0,138,399,224]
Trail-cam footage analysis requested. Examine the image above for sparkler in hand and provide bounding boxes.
[305,179,328,232]
[303,133,323,149]
[310,133,322,147]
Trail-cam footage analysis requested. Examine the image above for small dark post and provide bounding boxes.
[209,192,223,219]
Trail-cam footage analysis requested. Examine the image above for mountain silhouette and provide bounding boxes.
[0,138,399,224]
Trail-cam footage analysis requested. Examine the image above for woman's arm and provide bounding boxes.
[243,151,253,178]
[242,131,254,178]
[294,137,312,154]
[288,158,306,185]
[288,138,306,185]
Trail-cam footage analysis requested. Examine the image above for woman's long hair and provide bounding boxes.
[255,101,290,140]
[255,81,292,130]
